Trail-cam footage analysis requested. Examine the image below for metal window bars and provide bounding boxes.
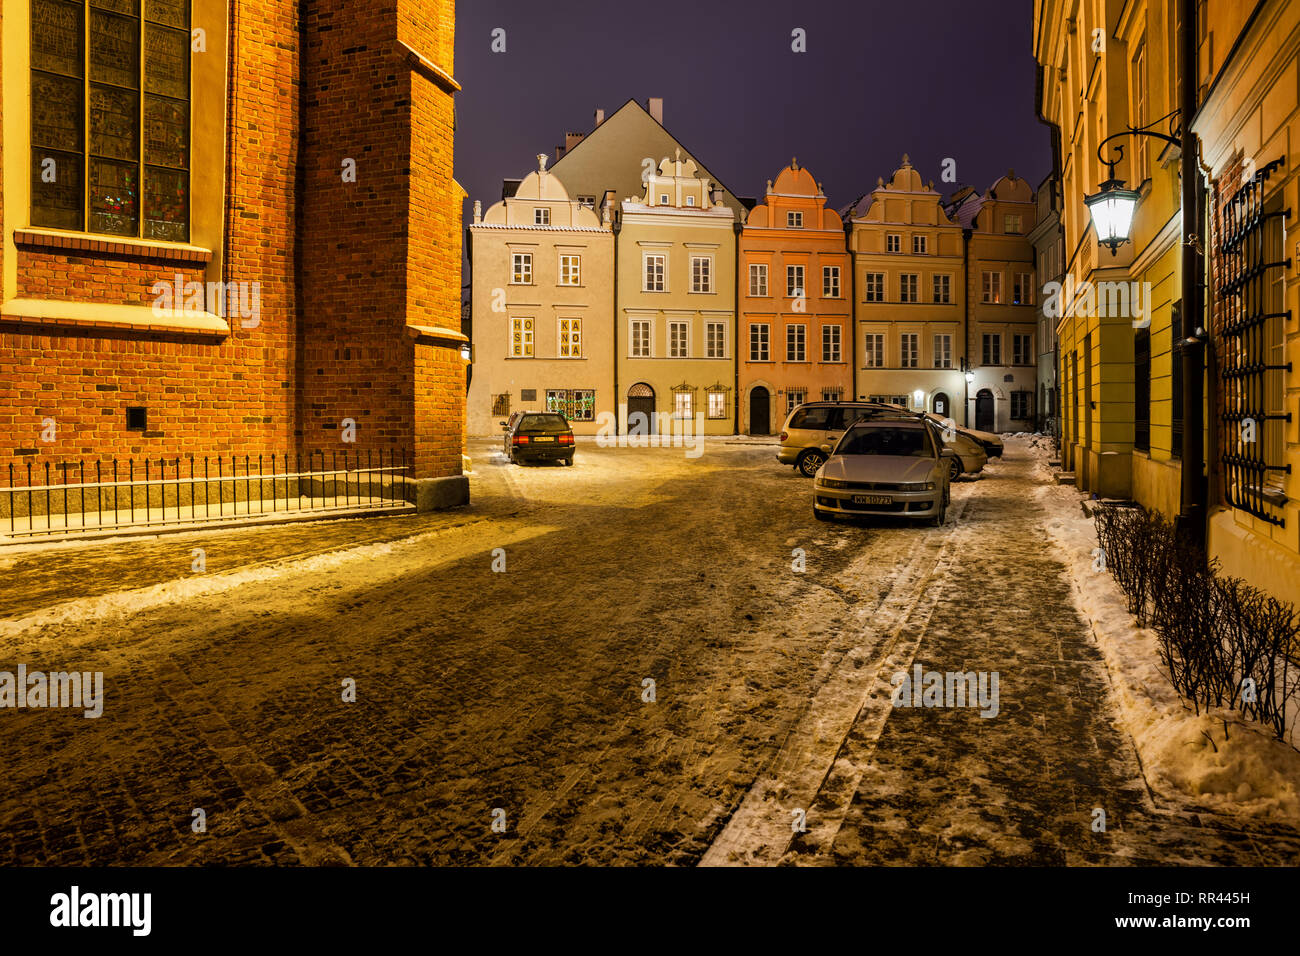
[3,449,412,541]
[1214,156,1292,525]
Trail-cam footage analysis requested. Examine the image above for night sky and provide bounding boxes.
[454,0,1051,242]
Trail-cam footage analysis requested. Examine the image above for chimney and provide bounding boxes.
[648,97,664,125]
[565,131,584,152]
[594,108,605,128]
[554,144,565,160]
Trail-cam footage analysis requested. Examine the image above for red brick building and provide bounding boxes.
[1,0,467,511]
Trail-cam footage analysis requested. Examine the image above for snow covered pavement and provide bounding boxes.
[1,437,1297,865]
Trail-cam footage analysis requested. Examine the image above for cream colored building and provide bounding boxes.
[951,173,1041,433]
[467,154,614,435]
[844,157,967,422]
[617,151,737,435]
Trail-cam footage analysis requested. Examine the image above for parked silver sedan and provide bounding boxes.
[812,419,952,525]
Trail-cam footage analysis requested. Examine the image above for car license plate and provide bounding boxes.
[533,436,555,442]
[853,495,892,505]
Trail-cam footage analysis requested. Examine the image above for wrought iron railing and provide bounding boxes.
[3,449,412,540]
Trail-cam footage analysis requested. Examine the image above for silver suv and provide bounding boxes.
[778,402,897,477]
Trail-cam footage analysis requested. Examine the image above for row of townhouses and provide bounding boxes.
[1034,0,1300,604]
[467,99,1050,438]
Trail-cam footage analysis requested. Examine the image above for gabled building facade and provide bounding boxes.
[617,151,736,435]
[845,156,967,422]
[466,154,614,436]
[957,172,1040,433]
[549,99,749,219]
[738,160,851,434]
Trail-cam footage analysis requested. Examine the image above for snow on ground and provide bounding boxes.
[1023,434,1300,819]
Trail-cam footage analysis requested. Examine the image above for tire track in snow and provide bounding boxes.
[699,489,974,866]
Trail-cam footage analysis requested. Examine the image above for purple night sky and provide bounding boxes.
[453,0,1052,246]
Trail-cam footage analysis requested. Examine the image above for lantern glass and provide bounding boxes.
[1085,182,1141,247]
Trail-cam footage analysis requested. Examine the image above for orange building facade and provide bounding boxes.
[738,161,852,435]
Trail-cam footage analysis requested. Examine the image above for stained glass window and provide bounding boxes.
[30,0,190,239]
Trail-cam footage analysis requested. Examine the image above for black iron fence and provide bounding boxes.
[3,449,412,540]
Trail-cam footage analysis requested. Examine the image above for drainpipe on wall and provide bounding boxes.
[961,226,972,427]
[1178,0,1208,545]
[612,211,621,436]
[733,220,742,435]
[845,218,857,400]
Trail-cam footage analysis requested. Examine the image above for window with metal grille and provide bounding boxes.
[706,387,728,419]
[1010,391,1032,420]
[546,388,595,421]
[1214,158,1292,523]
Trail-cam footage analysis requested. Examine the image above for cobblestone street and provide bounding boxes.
[2,438,1298,865]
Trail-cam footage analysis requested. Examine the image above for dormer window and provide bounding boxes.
[787,211,804,228]
[534,208,550,225]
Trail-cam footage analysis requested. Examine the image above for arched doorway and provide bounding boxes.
[627,383,655,435]
[749,386,771,435]
[975,389,995,432]
[932,392,950,418]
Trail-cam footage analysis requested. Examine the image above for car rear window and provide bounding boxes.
[519,414,569,429]
[839,426,933,458]
[788,407,833,430]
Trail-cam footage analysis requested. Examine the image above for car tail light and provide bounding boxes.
[559,434,574,445]
[779,432,788,442]
[513,435,530,445]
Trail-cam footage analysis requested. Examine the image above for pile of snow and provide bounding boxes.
[1021,435,1300,820]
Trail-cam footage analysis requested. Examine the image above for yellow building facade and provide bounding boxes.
[616,152,737,435]
[845,157,968,422]
[1034,0,1300,604]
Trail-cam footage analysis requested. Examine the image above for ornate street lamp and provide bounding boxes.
[1084,178,1142,254]
[1086,110,1181,255]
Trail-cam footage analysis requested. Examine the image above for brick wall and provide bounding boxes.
[1,0,465,483]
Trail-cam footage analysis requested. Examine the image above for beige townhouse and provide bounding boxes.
[467,154,615,435]
[617,151,737,435]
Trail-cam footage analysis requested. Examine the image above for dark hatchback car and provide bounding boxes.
[501,412,575,465]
